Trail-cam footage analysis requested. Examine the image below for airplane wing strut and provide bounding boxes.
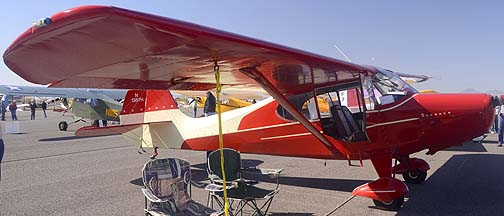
[240,67,342,156]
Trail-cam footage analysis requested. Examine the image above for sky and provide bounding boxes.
[0,1,503,93]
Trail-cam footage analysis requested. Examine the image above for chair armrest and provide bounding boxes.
[191,180,232,191]
[190,180,208,189]
[204,183,235,192]
[141,188,168,203]
[211,211,225,216]
[242,168,283,176]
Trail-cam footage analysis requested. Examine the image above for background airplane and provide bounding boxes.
[0,85,127,130]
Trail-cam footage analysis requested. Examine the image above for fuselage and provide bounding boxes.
[121,90,494,160]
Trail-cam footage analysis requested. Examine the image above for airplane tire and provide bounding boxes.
[373,196,404,211]
[402,169,427,184]
[59,121,68,131]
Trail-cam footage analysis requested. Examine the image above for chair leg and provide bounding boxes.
[233,200,246,216]
[259,197,274,216]
[207,192,211,207]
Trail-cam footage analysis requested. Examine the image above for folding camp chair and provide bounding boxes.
[142,158,222,216]
[207,148,282,216]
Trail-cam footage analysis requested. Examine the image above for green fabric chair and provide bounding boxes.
[207,148,282,216]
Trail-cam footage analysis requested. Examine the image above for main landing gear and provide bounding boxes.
[352,155,430,211]
[352,154,408,211]
[373,196,404,211]
[393,157,430,184]
[58,118,87,131]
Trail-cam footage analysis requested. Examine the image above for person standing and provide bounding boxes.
[492,105,501,133]
[498,105,504,146]
[29,100,36,120]
[0,122,4,181]
[203,91,216,117]
[8,100,17,121]
[1,101,6,121]
[41,101,47,118]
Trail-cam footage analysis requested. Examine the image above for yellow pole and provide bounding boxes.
[214,62,229,216]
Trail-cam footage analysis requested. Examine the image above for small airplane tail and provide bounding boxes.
[76,89,186,149]
[119,89,179,125]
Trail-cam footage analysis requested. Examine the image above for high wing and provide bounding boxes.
[173,89,269,101]
[3,5,376,155]
[0,85,127,100]
[3,5,372,94]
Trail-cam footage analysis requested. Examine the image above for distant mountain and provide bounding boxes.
[460,88,480,93]
[485,90,504,96]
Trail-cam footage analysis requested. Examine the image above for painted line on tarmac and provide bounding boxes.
[2,145,133,164]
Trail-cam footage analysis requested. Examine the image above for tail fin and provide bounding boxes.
[120,90,178,125]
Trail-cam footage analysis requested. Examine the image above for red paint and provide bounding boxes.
[352,177,408,202]
[121,90,176,115]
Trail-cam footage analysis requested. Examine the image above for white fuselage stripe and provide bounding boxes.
[367,94,419,113]
[372,190,396,193]
[238,121,301,133]
[260,132,313,140]
[366,118,420,129]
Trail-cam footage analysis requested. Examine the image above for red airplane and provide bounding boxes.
[3,6,494,210]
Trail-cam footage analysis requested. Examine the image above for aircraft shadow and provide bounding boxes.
[131,159,266,186]
[191,159,265,170]
[442,141,487,152]
[39,134,118,142]
[192,159,365,193]
[129,177,143,186]
[396,154,504,216]
[482,140,499,144]
[246,175,368,193]
[269,213,314,216]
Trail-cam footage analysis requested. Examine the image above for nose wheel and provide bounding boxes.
[373,196,404,211]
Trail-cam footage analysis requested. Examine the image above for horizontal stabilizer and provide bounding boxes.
[123,122,184,149]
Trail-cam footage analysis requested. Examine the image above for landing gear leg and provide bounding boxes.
[352,153,408,211]
[393,157,430,184]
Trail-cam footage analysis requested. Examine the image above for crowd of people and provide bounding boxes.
[0,100,47,121]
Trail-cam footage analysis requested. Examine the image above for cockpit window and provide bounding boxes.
[371,68,418,105]
[373,68,418,96]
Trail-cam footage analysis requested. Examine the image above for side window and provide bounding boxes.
[277,92,315,121]
[316,82,368,142]
[309,92,339,119]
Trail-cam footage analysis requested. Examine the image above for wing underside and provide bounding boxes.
[3,5,371,95]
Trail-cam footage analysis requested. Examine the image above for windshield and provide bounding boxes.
[373,68,418,95]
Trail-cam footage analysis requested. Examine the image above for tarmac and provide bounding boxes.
[1,110,504,215]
